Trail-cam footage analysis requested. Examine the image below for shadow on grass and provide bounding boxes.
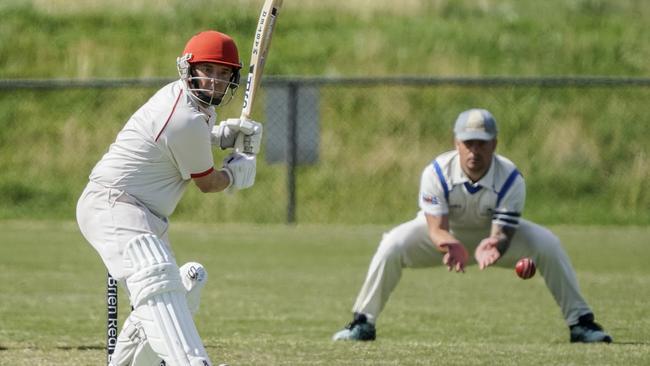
[46,344,224,351]
[610,341,650,346]
[55,345,105,351]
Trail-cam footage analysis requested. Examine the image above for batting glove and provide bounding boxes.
[219,152,256,190]
[234,124,263,155]
[211,118,263,151]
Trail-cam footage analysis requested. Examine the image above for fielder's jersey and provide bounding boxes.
[90,80,216,218]
[419,150,525,233]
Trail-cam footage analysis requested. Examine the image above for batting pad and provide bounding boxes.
[109,316,160,366]
[124,234,212,366]
[124,234,185,307]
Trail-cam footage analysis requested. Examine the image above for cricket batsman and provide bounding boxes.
[332,108,613,344]
[77,30,262,366]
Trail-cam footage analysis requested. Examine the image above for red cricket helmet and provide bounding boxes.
[181,30,241,69]
[177,30,241,106]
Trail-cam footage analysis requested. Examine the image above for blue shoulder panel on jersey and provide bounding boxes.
[496,169,521,207]
[432,160,449,202]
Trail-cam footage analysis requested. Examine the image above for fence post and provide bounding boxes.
[286,82,298,224]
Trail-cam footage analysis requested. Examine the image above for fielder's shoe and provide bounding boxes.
[332,313,376,341]
[570,313,613,343]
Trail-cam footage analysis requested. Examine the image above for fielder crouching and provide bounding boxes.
[77,30,261,366]
[332,108,613,344]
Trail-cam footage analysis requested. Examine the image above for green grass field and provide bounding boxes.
[0,220,648,365]
[1,2,648,364]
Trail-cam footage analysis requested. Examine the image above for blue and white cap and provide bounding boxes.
[453,108,498,141]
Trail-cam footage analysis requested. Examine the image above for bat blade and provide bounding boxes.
[241,0,283,121]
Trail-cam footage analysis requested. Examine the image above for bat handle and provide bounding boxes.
[235,113,257,156]
[234,134,256,156]
[240,111,252,122]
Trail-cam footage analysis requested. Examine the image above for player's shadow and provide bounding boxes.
[552,340,649,346]
[56,345,105,351]
[53,344,222,351]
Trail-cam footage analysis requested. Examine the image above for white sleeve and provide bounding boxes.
[166,116,214,180]
[418,163,449,216]
[492,174,525,228]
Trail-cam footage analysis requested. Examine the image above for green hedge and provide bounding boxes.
[1,1,648,225]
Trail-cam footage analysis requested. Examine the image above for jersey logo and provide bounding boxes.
[422,194,439,205]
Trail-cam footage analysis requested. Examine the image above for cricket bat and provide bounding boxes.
[240,0,283,123]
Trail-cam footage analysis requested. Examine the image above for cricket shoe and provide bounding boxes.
[570,313,613,343]
[332,313,376,341]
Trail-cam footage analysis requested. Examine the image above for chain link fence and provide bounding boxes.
[1,77,649,225]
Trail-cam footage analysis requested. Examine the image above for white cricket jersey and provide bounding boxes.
[419,150,525,233]
[89,80,217,218]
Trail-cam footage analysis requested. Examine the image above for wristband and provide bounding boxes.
[219,168,234,189]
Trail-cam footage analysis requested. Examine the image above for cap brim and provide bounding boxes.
[455,131,495,141]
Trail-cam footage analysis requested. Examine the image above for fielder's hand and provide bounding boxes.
[474,237,501,270]
[211,118,263,152]
[219,152,256,190]
[439,242,469,273]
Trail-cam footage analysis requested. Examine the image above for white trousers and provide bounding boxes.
[77,181,212,365]
[76,181,171,281]
[352,212,592,326]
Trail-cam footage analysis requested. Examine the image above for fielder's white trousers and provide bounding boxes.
[352,212,593,326]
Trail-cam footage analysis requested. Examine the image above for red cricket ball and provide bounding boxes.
[515,257,536,279]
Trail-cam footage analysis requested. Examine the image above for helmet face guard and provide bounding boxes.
[188,75,238,106]
[177,31,242,106]
[177,54,240,106]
